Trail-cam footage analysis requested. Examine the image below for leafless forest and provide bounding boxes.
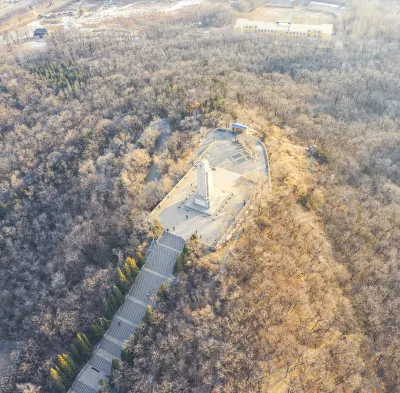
[0,0,400,391]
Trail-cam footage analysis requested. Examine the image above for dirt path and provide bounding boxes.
[146,118,171,182]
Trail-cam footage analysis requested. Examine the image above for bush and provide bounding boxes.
[173,253,184,274]
[136,251,146,268]
[157,282,168,301]
[313,147,329,164]
[116,267,130,293]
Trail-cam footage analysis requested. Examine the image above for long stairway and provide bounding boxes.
[69,232,185,393]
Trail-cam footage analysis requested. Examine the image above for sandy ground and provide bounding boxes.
[244,5,336,24]
[15,38,48,53]
[73,0,207,27]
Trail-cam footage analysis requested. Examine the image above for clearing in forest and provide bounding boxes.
[152,129,269,247]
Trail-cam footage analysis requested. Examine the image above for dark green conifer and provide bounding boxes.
[77,333,91,358]
[116,267,130,293]
[174,253,184,274]
[135,251,145,268]
[91,322,105,341]
[111,357,120,371]
[50,367,66,393]
[57,354,74,379]
[157,282,168,301]
[103,297,112,318]
[70,343,82,364]
[112,285,124,305]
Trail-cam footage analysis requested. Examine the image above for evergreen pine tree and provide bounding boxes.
[104,318,112,329]
[116,267,130,293]
[91,322,105,341]
[81,332,91,347]
[54,365,68,386]
[121,348,127,362]
[103,297,112,318]
[121,348,133,364]
[124,257,139,282]
[135,251,145,268]
[111,357,120,371]
[70,343,82,364]
[62,353,76,374]
[112,285,124,305]
[57,354,74,379]
[77,333,91,358]
[174,253,184,274]
[50,368,66,393]
[107,292,118,313]
[157,282,168,301]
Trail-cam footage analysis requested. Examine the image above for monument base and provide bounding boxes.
[193,195,211,209]
[185,189,227,216]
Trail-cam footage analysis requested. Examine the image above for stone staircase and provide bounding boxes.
[69,232,185,393]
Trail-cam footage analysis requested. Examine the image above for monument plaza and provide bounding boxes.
[152,130,269,247]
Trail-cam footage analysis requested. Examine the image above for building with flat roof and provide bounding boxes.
[233,18,333,40]
[232,123,248,133]
[33,27,48,38]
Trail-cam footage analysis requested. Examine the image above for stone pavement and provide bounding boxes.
[155,167,252,246]
[154,130,269,247]
[69,232,185,393]
[196,130,269,177]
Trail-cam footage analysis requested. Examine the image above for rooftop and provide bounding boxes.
[232,123,248,130]
[234,18,333,34]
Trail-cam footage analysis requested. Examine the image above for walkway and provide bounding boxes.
[198,130,269,177]
[69,232,185,393]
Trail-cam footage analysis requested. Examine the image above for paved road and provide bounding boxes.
[69,232,185,393]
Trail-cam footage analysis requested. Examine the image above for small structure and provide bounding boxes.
[232,123,248,133]
[33,27,48,38]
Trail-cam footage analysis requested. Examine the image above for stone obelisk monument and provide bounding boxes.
[193,158,213,208]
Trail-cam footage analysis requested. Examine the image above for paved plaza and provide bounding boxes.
[196,130,269,177]
[155,166,252,246]
[153,130,269,246]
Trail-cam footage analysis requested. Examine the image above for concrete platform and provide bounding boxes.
[152,129,269,247]
[155,166,252,246]
[196,130,269,177]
